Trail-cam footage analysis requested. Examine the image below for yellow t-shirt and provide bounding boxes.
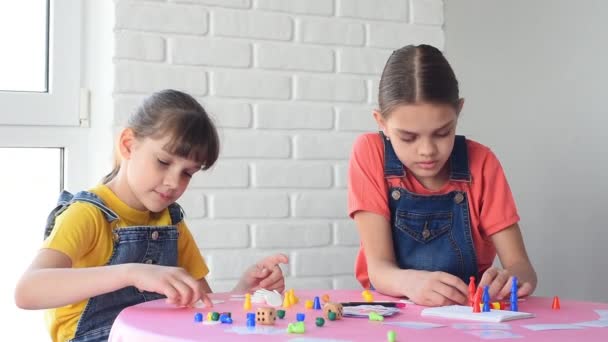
[42,184,209,342]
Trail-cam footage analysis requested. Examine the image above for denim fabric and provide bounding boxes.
[381,132,478,284]
[45,190,183,342]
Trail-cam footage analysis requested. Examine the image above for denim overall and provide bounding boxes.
[382,132,478,284]
[45,190,183,342]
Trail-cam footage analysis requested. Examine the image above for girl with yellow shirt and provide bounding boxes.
[15,89,288,342]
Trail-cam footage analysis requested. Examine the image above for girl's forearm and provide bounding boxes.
[15,264,133,310]
[368,260,418,298]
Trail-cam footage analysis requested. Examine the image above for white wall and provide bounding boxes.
[445,0,608,302]
[112,0,445,291]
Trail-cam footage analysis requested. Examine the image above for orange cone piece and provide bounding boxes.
[552,296,561,310]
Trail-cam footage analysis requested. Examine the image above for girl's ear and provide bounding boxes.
[373,109,388,136]
[456,98,465,115]
[118,128,137,160]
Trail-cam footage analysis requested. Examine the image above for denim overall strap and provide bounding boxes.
[449,135,472,182]
[167,202,184,225]
[380,131,406,178]
[383,135,478,284]
[70,225,179,342]
[44,191,119,239]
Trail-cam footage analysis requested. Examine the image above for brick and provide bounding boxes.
[256,43,334,72]
[337,48,392,75]
[213,9,293,41]
[285,277,333,290]
[206,279,236,292]
[188,220,250,248]
[252,162,332,188]
[411,0,444,25]
[295,76,366,102]
[255,103,333,129]
[178,191,206,218]
[334,163,348,188]
[255,0,334,16]
[116,2,208,34]
[293,191,348,218]
[115,32,165,62]
[334,276,361,289]
[294,133,358,159]
[298,18,364,46]
[212,71,291,100]
[336,106,377,131]
[252,222,332,248]
[369,79,379,105]
[334,220,359,246]
[190,161,249,188]
[221,131,291,158]
[173,0,251,8]
[368,23,445,49]
[170,38,251,67]
[115,62,207,95]
[336,0,408,21]
[199,99,252,128]
[293,248,358,276]
[211,192,289,218]
[206,249,288,279]
[113,95,145,126]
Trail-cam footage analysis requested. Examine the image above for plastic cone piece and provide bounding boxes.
[283,293,291,308]
[552,296,561,310]
[468,276,476,307]
[472,287,482,313]
[243,293,252,310]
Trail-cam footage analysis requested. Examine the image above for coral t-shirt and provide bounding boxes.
[348,133,520,288]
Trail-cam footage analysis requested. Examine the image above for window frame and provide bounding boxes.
[0,0,82,127]
[0,126,91,191]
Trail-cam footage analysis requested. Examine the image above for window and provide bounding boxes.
[0,0,81,126]
[0,1,47,92]
[1,1,88,339]
[1,148,62,341]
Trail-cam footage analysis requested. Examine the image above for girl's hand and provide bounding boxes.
[127,264,212,307]
[478,267,534,301]
[235,253,289,294]
[407,270,469,306]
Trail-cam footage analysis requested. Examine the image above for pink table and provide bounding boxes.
[109,290,608,341]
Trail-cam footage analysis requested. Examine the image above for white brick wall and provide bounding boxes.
[113,0,445,290]
[336,0,409,21]
[298,18,365,46]
[256,43,334,72]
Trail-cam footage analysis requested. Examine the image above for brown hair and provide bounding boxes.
[102,89,220,183]
[378,44,460,117]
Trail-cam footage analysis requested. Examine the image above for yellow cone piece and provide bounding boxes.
[243,293,252,310]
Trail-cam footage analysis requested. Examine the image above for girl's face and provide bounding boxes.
[123,133,201,212]
[374,101,462,189]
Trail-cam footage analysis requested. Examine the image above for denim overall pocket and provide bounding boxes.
[392,208,466,275]
[394,210,453,243]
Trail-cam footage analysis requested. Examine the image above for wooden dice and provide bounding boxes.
[256,307,277,325]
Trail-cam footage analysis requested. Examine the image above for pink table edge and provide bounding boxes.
[109,289,608,342]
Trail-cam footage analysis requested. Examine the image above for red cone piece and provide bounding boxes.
[472,287,482,313]
[468,276,476,307]
[552,296,560,310]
